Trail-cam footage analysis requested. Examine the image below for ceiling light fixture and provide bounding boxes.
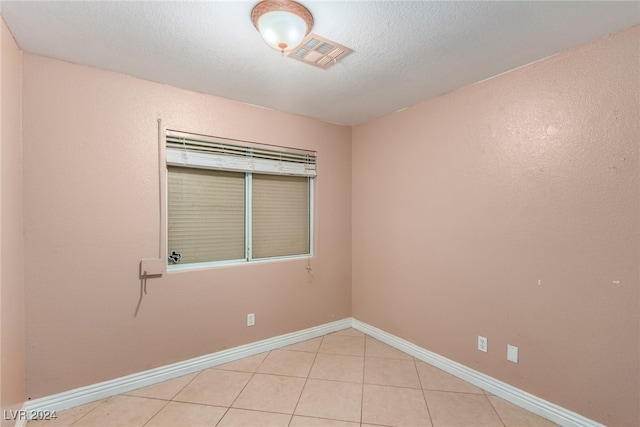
[251,0,314,54]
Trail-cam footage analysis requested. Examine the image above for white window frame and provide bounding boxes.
[164,129,315,272]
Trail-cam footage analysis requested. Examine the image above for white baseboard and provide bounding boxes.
[10,402,28,427]
[24,317,604,427]
[23,318,351,418]
[351,319,605,427]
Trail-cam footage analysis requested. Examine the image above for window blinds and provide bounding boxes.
[166,130,317,177]
[167,167,245,263]
[252,174,310,259]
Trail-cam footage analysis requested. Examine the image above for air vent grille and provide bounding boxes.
[288,33,353,69]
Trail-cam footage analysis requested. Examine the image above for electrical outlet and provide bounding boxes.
[478,336,488,352]
[247,313,255,327]
[507,344,518,363]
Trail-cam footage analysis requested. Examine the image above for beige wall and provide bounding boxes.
[22,54,352,398]
[0,16,25,427]
[352,26,639,427]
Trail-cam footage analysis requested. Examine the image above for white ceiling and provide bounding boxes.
[1,1,639,125]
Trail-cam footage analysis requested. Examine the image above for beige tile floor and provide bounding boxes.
[27,329,558,427]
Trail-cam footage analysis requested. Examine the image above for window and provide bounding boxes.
[166,130,315,270]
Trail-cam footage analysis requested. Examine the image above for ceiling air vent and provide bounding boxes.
[288,33,353,69]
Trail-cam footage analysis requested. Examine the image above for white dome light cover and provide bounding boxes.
[251,0,314,53]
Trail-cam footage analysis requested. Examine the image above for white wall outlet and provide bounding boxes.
[478,336,488,352]
[247,313,255,327]
[507,344,519,363]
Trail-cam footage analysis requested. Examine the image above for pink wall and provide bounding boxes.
[0,17,25,427]
[22,54,352,398]
[13,18,639,427]
[352,26,639,427]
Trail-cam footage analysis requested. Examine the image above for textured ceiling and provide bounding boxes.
[1,1,639,125]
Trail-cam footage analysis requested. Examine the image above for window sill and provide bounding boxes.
[166,253,312,273]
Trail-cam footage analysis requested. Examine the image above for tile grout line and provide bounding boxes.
[65,397,110,427]
[140,397,172,427]
[140,369,206,427]
[484,392,508,427]
[167,370,201,401]
[423,388,491,396]
[360,334,368,426]
[413,356,435,427]
[215,349,273,427]
[288,335,324,427]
